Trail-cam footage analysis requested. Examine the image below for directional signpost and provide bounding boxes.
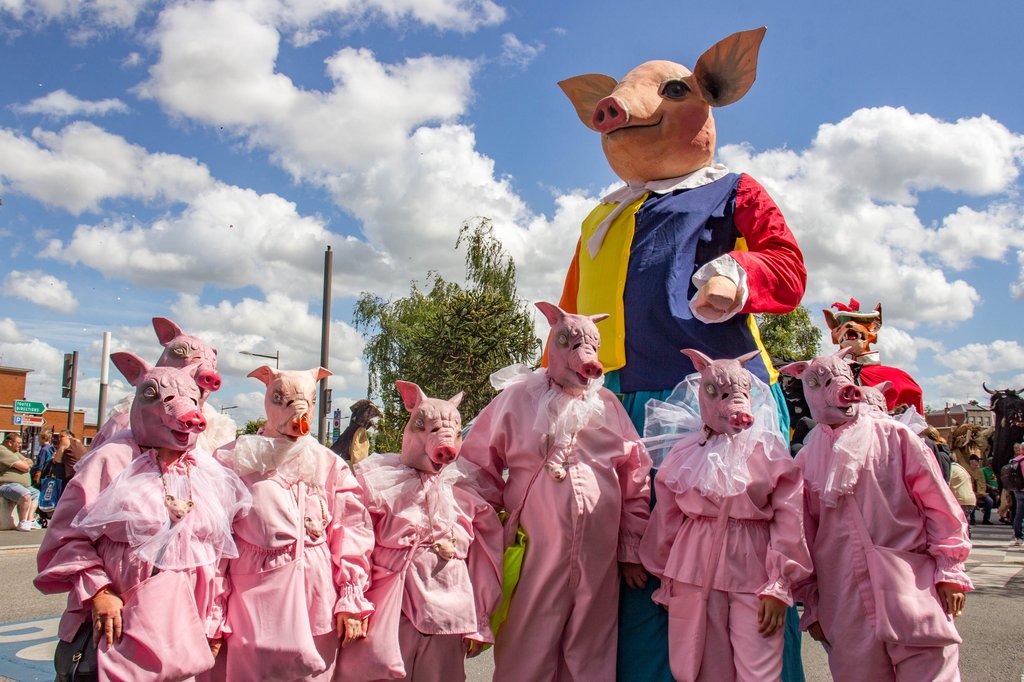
[12,415,45,427]
[13,400,45,415]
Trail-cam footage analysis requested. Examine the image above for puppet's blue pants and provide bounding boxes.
[608,374,805,682]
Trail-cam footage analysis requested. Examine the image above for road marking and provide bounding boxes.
[0,618,60,681]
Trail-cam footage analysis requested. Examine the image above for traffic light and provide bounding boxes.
[61,352,74,398]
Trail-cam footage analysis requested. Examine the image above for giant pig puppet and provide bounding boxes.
[89,317,235,453]
[554,27,806,681]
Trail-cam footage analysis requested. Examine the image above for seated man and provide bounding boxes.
[968,455,994,525]
[0,432,40,531]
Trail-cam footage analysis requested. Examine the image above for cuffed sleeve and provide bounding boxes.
[759,448,813,608]
[329,462,377,618]
[616,435,652,564]
[689,254,749,323]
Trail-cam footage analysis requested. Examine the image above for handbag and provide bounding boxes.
[54,620,97,682]
[226,482,326,681]
[98,570,216,682]
[666,497,733,682]
[846,496,962,646]
[335,550,416,682]
[38,470,63,511]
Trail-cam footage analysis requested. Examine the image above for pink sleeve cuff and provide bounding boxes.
[757,577,794,607]
[617,536,642,564]
[933,556,974,591]
[334,583,374,618]
[75,570,111,604]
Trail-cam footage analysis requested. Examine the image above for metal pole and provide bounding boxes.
[97,331,111,428]
[319,245,333,444]
[67,351,79,431]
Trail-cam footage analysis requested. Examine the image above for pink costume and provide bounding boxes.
[213,435,375,681]
[639,370,812,682]
[354,452,502,681]
[795,411,973,681]
[35,447,251,679]
[461,364,652,682]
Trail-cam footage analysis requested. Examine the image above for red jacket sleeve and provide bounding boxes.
[731,174,806,314]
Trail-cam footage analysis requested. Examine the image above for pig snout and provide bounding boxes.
[195,368,221,393]
[577,359,604,380]
[839,384,863,405]
[592,95,630,134]
[728,410,754,431]
[290,413,311,436]
[431,444,458,465]
[178,409,207,433]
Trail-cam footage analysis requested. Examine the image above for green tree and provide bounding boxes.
[354,218,541,453]
[242,418,266,435]
[755,305,822,362]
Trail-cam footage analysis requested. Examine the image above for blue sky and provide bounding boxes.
[1,0,1023,430]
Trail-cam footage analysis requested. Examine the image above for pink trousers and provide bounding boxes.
[668,587,783,682]
[369,614,465,682]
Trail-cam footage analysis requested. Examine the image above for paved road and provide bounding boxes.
[2,524,1022,681]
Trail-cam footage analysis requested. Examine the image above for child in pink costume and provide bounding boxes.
[35,353,251,681]
[639,349,812,682]
[343,381,502,682]
[213,366,375,682]
[460,302,652,682]
[782,350,971,682]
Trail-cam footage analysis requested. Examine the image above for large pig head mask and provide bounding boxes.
[250,366,331,439]
[396,381,464,474]
[539,301,608,395]
[682,348,761,436]
[559,27,765,182]
[112,351,207,451]
[152,317,222,399]
[780,349,864,426]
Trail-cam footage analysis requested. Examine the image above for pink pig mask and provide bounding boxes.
[860,381,893,413]
[539,301,608,396]
[111,351,207,452]
[780,348,864,426]
[152,317,222,399]
[396,381,464,474]
[559,28,765,183]
[249,366,331,440]
[681,348,761,436]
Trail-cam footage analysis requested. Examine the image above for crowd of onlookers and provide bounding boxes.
[0,429,85,531]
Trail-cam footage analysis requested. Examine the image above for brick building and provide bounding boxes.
[1,366,96,454]
[925,400,995,439]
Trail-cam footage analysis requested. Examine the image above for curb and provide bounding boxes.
[0,544,40,554]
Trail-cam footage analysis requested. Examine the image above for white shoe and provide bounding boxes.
[15,520,33,532]
[25,520,41,530]
[1010,538,1022,547]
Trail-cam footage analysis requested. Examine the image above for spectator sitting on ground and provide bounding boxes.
[0,432,40,531]
[967,455,995,525]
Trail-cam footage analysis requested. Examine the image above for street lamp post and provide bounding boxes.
[221,405,238,414]
[240,349,280,368]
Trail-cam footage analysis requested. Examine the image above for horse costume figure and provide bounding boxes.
[554,27,807,681]
[983,384,1024,480]
[823,299,923,414]
[330,399,383,466]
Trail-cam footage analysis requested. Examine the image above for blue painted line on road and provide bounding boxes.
[0,617,59,681]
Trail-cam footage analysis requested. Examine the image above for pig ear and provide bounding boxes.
[778,360,809,379]
[736,350,762,366]
[247,365,276,386]
[310,367,332,383]
[692,26,766,107]
[152,317,184,345]
[589,313,610,325]
[535,301,565,327]
[874,380,894,395]
[834,346,853,360]
[680,348,713,372]
[448,391,465,408]
[395,381,427,412]
[111,352,151,386]
[558,74,618,131]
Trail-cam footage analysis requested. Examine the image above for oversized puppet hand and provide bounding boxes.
[757,595,787,637]
[620,562,649,590]
[692,275,740,322]
[937,582,965,617]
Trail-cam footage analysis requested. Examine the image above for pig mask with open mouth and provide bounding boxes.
[681,348,762,437]
[111,351,207,452]
[538,301,609,396]
[152,317,222,400]
[396,381,464,474]
[559,27,765,183]
[779,348,864,426]
[249,366,331,439]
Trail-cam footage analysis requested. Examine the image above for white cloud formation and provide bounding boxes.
[938,340,1024,374]
[13,90,129,118]
[500,33,544,68]
[0,317,25,343]
[2,270,79,313]
[719,106,1024,328]
[0,0,153,28]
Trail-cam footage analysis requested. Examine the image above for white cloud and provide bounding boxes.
[13,90,129,118]
[0,317,25,343]
[2,270,78,313]
[719,106,1024,328]
[938,340,1024,374]
[0,0,153,28]
[500,33,544,68]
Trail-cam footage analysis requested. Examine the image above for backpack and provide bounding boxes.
[1000,457,1024,491]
